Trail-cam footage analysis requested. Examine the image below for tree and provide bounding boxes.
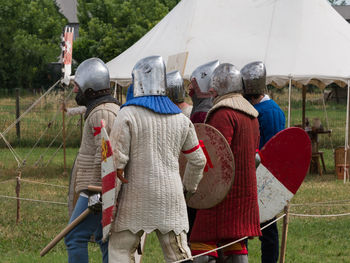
[328,0,347,5]
[0,0,67,90]
[74,0,181,64]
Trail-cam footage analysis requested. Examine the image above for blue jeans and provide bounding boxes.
[64,195,108,263]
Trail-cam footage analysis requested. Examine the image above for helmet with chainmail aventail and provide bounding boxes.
[132,56,167,98]
[210,63,243,96]
[74,58,110,96]
[166,70,185,103]
[241,61,266,95]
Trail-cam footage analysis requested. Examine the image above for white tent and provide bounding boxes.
[107,0,350,87]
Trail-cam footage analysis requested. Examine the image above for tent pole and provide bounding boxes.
[344,80,350,183]
[287,77,292,128]
[113,81,117,98]
[302,85,306,129]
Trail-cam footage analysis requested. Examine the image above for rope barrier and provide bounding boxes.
[0,179,15,184]
[172,214,286,263]
[289,212,350,217]
[0,194,67,205]
[20,179,68,188]
[292,203,350,207]
[290,199,350,207]
[2,79,61,136]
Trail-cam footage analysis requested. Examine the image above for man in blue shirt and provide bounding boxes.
[242,61,285,263]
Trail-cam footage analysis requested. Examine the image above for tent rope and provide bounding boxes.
[0,132,22,167]
[2,79,61,136]
[20,87,74,168]
[44,118,79,167]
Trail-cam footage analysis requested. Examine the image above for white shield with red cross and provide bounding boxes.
[257,127,312,223]
[179,123,235,209]
[100,120,118,242]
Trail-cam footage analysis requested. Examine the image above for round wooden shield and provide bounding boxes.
[179,123,235,209]
[257,127,311,223]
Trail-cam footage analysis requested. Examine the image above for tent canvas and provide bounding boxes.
[107,0,350,87]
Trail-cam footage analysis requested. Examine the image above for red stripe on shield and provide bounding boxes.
[102,171,116,193]
[199,140,214,172]
[102,206,113,227]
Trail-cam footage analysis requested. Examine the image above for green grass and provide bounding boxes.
[1,148,350,262]
[1,90,350,262]
[1,88,348,149]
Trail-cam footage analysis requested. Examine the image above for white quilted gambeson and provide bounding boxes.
[110,106,206,235]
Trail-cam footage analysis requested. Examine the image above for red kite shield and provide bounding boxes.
[256,127,311,223]
[179,123,235,209]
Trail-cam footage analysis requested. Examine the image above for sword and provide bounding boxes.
[40,185,102,257]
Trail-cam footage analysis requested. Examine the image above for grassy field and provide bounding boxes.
[1,87,348,149]
[1,89,350,262]
[1,148,350,262]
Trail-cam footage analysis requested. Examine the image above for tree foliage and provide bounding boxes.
[74,0,181,64]
[328,0,347,5]
[0,0,66,90]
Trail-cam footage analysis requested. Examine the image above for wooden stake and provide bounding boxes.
[80,114,83,143]
[16,172,21,224]
[62,98,67,175]
[279,203,290,263]
[87,185,102,192]
[15,88,20,141]
[40,208,91,257]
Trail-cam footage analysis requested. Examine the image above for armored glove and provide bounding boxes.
[88,193,102,214]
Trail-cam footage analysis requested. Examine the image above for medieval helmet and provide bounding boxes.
[132,56,166,97]
[190,60,220,97]
[241,61,266,95]
[74,58,110,94]
[210,63,243,96]
[166,70,185,103]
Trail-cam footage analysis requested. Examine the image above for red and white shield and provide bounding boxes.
[257,127,311,223]
[100,120,117,242]
[180,123,235,209]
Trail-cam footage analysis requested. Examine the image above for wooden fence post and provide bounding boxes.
[16,172,21,224]
[15,88,20,141]
[62,93,67,175]
[279,203,290,263]
[80,114,83,143]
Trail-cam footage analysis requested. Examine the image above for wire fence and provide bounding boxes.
[0,83,82,171]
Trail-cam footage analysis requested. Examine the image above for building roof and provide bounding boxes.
[55,0,78,23]
[333,5,350,21]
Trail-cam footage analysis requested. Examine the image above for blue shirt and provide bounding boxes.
[254,99,286,149]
